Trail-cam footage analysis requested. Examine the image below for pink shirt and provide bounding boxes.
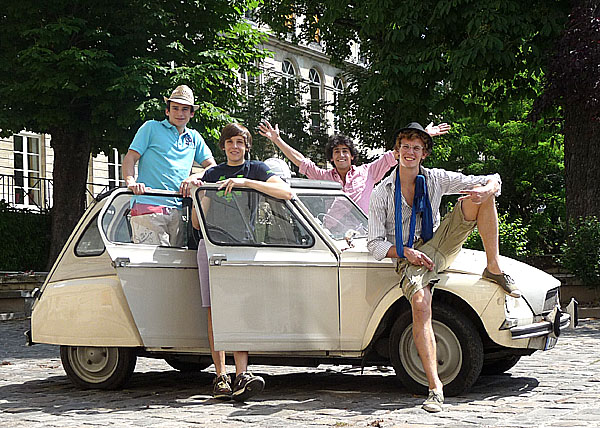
[299,151,397,213]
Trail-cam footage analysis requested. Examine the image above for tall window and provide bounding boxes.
[13,134,42,208]
[282,60,295,78]
[333,76,345,132]
[108,148,124,189]
[309,68,322,129]
[281,60,296,91]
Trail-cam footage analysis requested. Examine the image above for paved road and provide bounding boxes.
[1,319,599,428]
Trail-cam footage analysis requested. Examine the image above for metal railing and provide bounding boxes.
[0,173,115,212]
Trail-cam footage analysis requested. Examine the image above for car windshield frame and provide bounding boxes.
[296,192,368,241]
[194,185,316,248]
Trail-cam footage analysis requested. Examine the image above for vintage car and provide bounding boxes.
[27,180,577,395]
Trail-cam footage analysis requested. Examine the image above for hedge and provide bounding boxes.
[0,200,51,272]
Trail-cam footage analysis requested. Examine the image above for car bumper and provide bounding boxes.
[510,299,578,341]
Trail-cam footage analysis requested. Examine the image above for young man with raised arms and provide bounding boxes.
[258,120,450,213]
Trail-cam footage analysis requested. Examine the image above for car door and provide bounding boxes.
[195,185,340,352]
[99,188,208,349]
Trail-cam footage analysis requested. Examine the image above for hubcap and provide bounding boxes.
[67,346,119,383]
[398,320,463,386]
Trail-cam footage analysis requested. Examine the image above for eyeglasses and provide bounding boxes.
[399,144,425,154]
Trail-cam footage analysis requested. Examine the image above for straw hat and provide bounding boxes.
[164,85,199,111]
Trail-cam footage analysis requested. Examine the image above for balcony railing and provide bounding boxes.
[0,173,116,212]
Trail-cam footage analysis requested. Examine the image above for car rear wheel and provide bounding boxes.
[60,345,137,390]
[389,301,484,396]
[481,355,521,375]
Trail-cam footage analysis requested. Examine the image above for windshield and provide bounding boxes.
[298,194,368,240]
[197,188,314,247]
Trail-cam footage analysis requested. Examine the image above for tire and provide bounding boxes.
[481,355,521,375]
[389,301,484,396]
[60,345,137,390]
[164,357,210,373]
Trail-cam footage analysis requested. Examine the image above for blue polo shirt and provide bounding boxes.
[129,119,213,208]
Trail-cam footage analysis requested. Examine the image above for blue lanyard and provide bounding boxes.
[394,168,433,258]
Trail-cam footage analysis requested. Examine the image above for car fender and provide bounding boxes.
[360,271,531,350]
[31,275,143,347]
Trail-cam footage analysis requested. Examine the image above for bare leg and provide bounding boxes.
[411,286,443,392]
[233,351,249,376]
[461,196,502,274]
[207,307,227,376]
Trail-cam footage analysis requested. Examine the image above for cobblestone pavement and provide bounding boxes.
[1,319,599,428]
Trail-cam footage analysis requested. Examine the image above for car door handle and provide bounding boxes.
[112,257,130,268]
[209,254,227,266]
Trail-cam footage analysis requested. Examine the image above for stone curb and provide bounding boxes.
[578,307,600,319]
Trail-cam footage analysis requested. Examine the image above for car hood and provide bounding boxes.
[447,249,561,315]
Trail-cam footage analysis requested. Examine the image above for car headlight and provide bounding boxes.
[500,295,520,330]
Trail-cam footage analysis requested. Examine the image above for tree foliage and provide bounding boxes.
[236,69,329,171]
[531,1,600,219]
[464,212,529,260]
[260,0,570,146]
[532,1,600,122]
[0,0,267,267]
[431,100,565,254]
[561,217,600,287]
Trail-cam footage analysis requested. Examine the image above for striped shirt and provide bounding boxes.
[367,167,501,261]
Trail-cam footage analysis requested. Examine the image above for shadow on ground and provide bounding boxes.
[2,320,596,418]
[0,365,540,418]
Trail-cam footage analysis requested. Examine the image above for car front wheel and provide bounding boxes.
[389,301,484,396]
[60,345,137,390]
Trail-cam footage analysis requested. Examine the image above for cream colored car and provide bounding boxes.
[28,180,576,395]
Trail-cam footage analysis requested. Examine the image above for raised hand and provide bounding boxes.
[258,120,280,142]
[425,122,451,137]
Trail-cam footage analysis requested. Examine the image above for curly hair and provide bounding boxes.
[325,134,358,164]
[219,123,252,151]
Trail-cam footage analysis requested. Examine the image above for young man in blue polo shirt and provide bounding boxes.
[123,85,216,246]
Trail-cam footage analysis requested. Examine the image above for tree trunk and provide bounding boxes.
[563,106,600,220]
[46,129,93,270]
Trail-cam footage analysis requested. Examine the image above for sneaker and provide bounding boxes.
[422,389,444,413]
[212,374,232,400]
[482,268,522,298]
[232,372,265,402]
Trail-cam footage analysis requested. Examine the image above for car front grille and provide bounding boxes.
[542,287,560,313]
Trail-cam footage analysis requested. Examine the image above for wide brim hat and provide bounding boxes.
[395,122,433,151]
[164,84,200,111]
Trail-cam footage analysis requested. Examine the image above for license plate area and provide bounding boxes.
[544,336,557,350]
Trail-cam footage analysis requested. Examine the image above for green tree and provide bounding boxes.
[260,0,570,147]
[260,1,600,223]
[561,217,600,287]
[531,1,600,219]
[431,103,566,255]
[0,0,267,267]
[236,69,329,172]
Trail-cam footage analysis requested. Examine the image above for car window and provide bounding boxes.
[198,188,314,247]
[75,213,105,257]
[298,194,368,240]
[100,193,196,248]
